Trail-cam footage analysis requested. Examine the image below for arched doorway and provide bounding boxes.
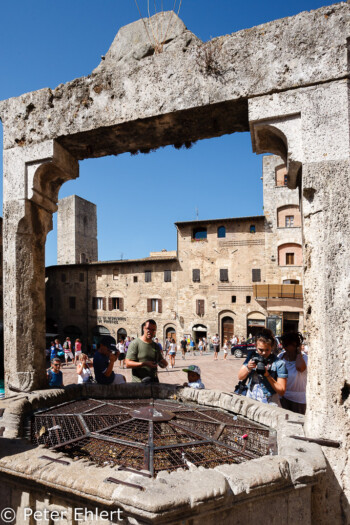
[221,316,234,342]
[63,325,82,344]
[117,328,127,341]
[192,324,207,344]
[165,325,176,343]
[247,312,266,338]
[92,325,110,347]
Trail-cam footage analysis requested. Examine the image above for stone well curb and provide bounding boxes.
[0,384,326,523]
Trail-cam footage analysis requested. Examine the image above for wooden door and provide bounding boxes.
[222,317,234,342]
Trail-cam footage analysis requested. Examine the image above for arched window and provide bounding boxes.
[277,205,301,228]
[217,226,226,238]
[278,243,302,266]
[192,227,207,240]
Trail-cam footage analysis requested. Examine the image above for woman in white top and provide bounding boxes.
[117,340,126,369]
[168,339,177,368]
[278,332,307,414]
[77,353,93,384]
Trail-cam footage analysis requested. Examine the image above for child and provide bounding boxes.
[47,358,64,388]
[223,338,228,360]
[182,365,205,389]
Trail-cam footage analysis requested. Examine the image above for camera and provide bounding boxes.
[110,345,119,356]
[251,355,271,376]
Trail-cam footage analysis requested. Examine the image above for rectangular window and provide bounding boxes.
[79,272,84,282]
[164,270,171,282]
[231,295,236,303]
[133,276,138,283]
[147,298,162,313]
[113,269,119,280]
[220,269,228,282]
[69,296,76,309]
[252,269,261,282]
[246,296,251,304]
[109,297,124,311]
[61,273,66,283]
[286,253,295,265]
[96,270,102,279]
[196,299,205,316]
[145,270,152,283]
[92,297,105,310]
[192,269,200,283]
[250,225,256,233]
[285,215,294,227]
[284,175,288,186]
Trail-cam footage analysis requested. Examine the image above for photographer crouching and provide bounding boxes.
[237,329,287,406]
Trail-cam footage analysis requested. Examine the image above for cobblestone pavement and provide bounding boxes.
[61,352,244,392]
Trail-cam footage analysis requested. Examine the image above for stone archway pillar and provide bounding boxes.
[249,79,350,522]
[3,140,78,391]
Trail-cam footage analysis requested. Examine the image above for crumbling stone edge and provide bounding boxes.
[0,384,326,522]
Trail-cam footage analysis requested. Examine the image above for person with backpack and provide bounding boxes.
[63,337,74,366]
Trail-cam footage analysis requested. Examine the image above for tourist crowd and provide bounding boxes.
[47,322,307,414]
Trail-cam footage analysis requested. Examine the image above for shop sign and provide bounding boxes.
[97,316,127,325]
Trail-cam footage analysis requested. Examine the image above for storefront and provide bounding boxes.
[192,324,207,344]
[247,312,266,337]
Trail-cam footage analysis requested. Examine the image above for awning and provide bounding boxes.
[254,284,303,299]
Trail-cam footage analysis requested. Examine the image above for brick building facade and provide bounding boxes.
[45,157,303,347]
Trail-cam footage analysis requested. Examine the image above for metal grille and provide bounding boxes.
[31,398,271,476]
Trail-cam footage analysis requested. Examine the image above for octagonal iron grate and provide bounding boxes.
[30,398,271,476]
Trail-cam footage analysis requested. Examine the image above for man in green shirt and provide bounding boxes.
[125,319,168,383]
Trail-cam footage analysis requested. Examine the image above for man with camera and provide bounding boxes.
[93,335,126,385]
[237,330,287,406]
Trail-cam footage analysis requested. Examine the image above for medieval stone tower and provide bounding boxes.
[57,195,98,264]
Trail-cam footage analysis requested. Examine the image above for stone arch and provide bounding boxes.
[117,328,127,341]
[246,311,266,338]
[92,325,110,346]
[163,323,176,343]
[251,124,288,163]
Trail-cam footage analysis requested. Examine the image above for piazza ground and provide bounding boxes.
[60,351,243,392]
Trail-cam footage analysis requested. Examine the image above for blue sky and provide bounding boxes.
[0,0,331,265]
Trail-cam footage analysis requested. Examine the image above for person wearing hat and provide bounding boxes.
[182,365,205,389]
[93,335,126,385]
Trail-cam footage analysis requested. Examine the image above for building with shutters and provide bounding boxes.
[45,156,304,347]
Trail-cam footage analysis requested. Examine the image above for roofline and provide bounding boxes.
[174,215,265,227]
[46,256,178,270]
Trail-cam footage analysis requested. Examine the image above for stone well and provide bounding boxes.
[0,384,325,524]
